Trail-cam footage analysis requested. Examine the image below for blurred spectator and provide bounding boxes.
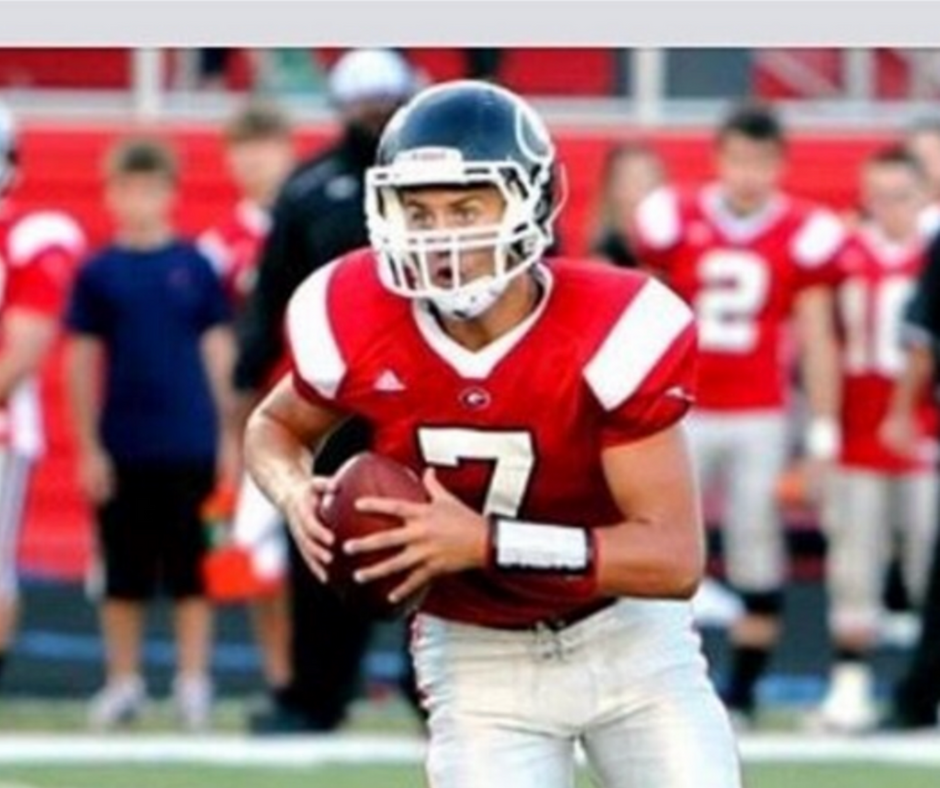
[198,99,295,702]
[904,117,940,236]
[64,138,235,731]
[813,146,937,733]
[632,102,845,726]
[233,48,421,734]
[589,142,665,267]
[881,204,940,730]
[200,100,295,307]
[0,101,86,692]
[465,49,503,82]
[197,49,233,91]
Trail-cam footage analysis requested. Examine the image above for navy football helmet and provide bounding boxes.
[365,80,558,319]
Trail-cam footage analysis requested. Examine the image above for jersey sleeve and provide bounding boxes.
[285,261,348,408]
[630,186,683,273]
[790,208,846,290]
[583,277,697,448]
[5,211,86,317]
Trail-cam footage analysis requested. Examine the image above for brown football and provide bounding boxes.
[317,452,430,619]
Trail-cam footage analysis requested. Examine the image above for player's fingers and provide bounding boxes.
[422,467,454,501]
[299,551,328,584]
[355,496,425,519]
[290,517,334,566]
[388,570,429,605]
[295,506,335,546]
[344,525,413,555]
[353,547,422,583]
[310,475,337,495]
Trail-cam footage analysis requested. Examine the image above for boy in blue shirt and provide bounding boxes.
[65,138,234,731]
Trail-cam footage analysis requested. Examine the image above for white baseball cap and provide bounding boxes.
[328,48,418,106]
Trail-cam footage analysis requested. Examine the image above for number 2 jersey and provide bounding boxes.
[287,249,696,628]
[634,184,844,411]
[834,226,937,473]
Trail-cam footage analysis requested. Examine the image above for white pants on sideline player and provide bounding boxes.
[231,473,287,582]
[0,449,32,602]
[412,599,741,788]
[822,467,940,635]
[687,410,789,593]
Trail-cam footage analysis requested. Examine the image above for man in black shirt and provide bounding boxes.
[234,48,419,733]
[881,228,940,729]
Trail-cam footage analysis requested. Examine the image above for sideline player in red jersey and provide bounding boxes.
[245,81,740,788]
[812,146,938,733]
[0,101,86,690]
[199,100,295,309]
[632,103,844,725]
[198,100,296,698]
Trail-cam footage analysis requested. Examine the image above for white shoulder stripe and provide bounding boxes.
[634,186,681,250]
[791,209,845,268]
[8,211,84,267]
[196,231,230,277]
[286,264,346,400]
[584,278,692,411]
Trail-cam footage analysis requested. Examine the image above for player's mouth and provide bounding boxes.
[428,256,456,287]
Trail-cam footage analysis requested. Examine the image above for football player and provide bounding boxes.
[245,81,740,788]
[814,146,938,732]
[632,103,845,724]
[0,101,86,690]
[198,99,296,698]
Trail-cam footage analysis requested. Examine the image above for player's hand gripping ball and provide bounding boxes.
[317,452,430,619]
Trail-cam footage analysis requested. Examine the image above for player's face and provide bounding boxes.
[608,151,664,217]
[715,133,784,215]
[399,186,507,287]
[105,173,176,232]
[862,163,926,240]
[226,137,294,204]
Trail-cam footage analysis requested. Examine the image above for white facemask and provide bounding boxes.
[426,274,509,320]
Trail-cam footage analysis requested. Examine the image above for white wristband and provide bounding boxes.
[805,417,841,461]
[489,518,593,573]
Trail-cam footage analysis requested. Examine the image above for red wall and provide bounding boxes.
[15,122,894,580]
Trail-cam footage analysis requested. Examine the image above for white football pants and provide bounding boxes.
[0,450,32,602]
[823,467,940,634]
[412,598,741,788]
[687,410,790,592]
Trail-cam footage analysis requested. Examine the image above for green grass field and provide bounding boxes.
[1,699,938,788]
[1,763,939,788]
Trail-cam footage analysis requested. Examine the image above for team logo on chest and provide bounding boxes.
[459,386,492,411]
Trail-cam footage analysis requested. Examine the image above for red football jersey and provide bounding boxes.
[0,203,85,455]
[287,250,697,628]
[198,200,270,310]
[834,227,937,472]
[634,184,844,410]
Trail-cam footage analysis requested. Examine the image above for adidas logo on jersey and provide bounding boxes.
[373,370,406,392]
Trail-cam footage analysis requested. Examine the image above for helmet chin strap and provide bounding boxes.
[426,274,509,321]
